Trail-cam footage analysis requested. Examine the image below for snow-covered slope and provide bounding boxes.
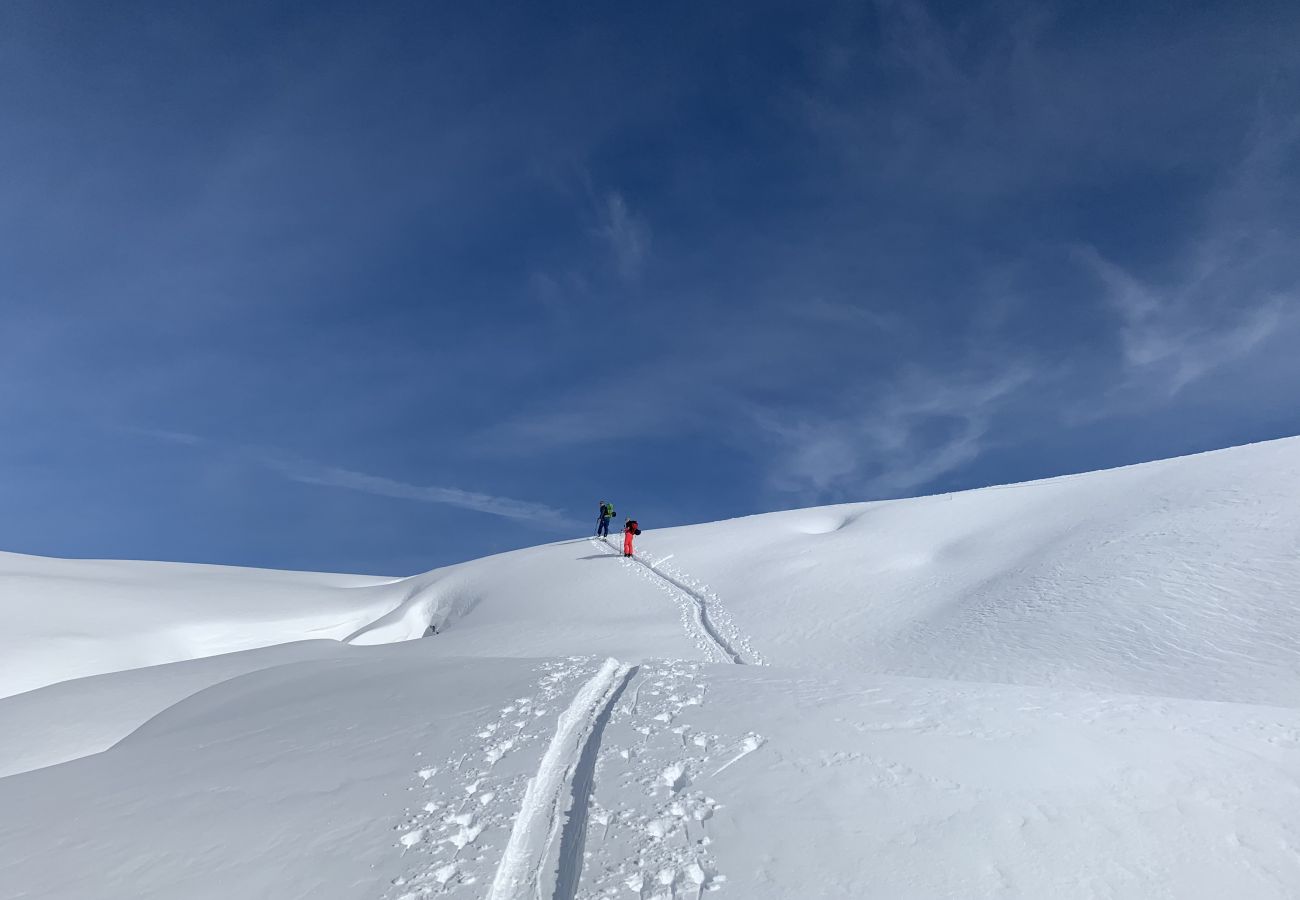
[2,437,1299,899]
[4,650,1298,900]
[627,434,1300,704]
[0,553,397,698]
[8,437,1297,702]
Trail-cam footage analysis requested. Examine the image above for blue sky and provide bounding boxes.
[2,0,1298,574]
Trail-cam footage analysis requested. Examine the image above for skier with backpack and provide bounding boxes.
[596,500,614,539]
[623,517,641,557]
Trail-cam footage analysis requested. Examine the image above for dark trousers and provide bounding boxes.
[597,516,610,537]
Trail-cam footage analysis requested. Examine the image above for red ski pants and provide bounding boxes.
[623,531,634,556]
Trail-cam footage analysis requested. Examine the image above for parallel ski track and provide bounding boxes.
[591,537,748,665]
[486,657,637,900]
[551,663,637,900]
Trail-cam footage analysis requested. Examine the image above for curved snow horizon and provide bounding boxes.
[2,435,1298,899]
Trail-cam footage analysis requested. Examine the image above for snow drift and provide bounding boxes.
[6,435,1298,702]
[1,436,1298,899]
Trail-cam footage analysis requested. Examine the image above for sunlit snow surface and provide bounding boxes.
[1,437,1299,898]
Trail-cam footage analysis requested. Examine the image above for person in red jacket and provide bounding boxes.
[623,517,641,557]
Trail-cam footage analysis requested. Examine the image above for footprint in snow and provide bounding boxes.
[448,822,483,850]
[660,763,688,792]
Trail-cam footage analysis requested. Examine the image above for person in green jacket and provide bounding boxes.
[596,500,614,538]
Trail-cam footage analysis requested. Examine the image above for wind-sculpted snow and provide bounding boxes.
[0,552,414,698]
[8,437,1299,705]
[623,436,1300,705]
[0,639,357,777]
[3,437,1300,897]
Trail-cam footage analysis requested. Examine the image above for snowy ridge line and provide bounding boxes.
[590,538,755,665]
[486,657,635,900]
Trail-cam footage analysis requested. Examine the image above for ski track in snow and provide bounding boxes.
[487,657,635,900]
[386,657,765,899]
[550,661,637,900]
[589,538,763,666]
[387,657,603,898]
[577,659,750,900]
[384,540,767,899]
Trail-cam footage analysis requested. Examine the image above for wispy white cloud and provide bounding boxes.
[121,426,206,447]
[1075,91,1300,404]
[594,190,651,280]
[788,297,902,333]
[756,365,1032,499]
[264,458,574,528]
[133,429,575,529]
[1076,246,1287,397]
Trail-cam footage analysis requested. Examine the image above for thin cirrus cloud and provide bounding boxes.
[1075,246,1289,399]
[781,3,1300,489]
[754,365,1033,500]
[132,429,575,529]
[267,459,577,530]
[594,191,651,280]
[1069,96,1300,407]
